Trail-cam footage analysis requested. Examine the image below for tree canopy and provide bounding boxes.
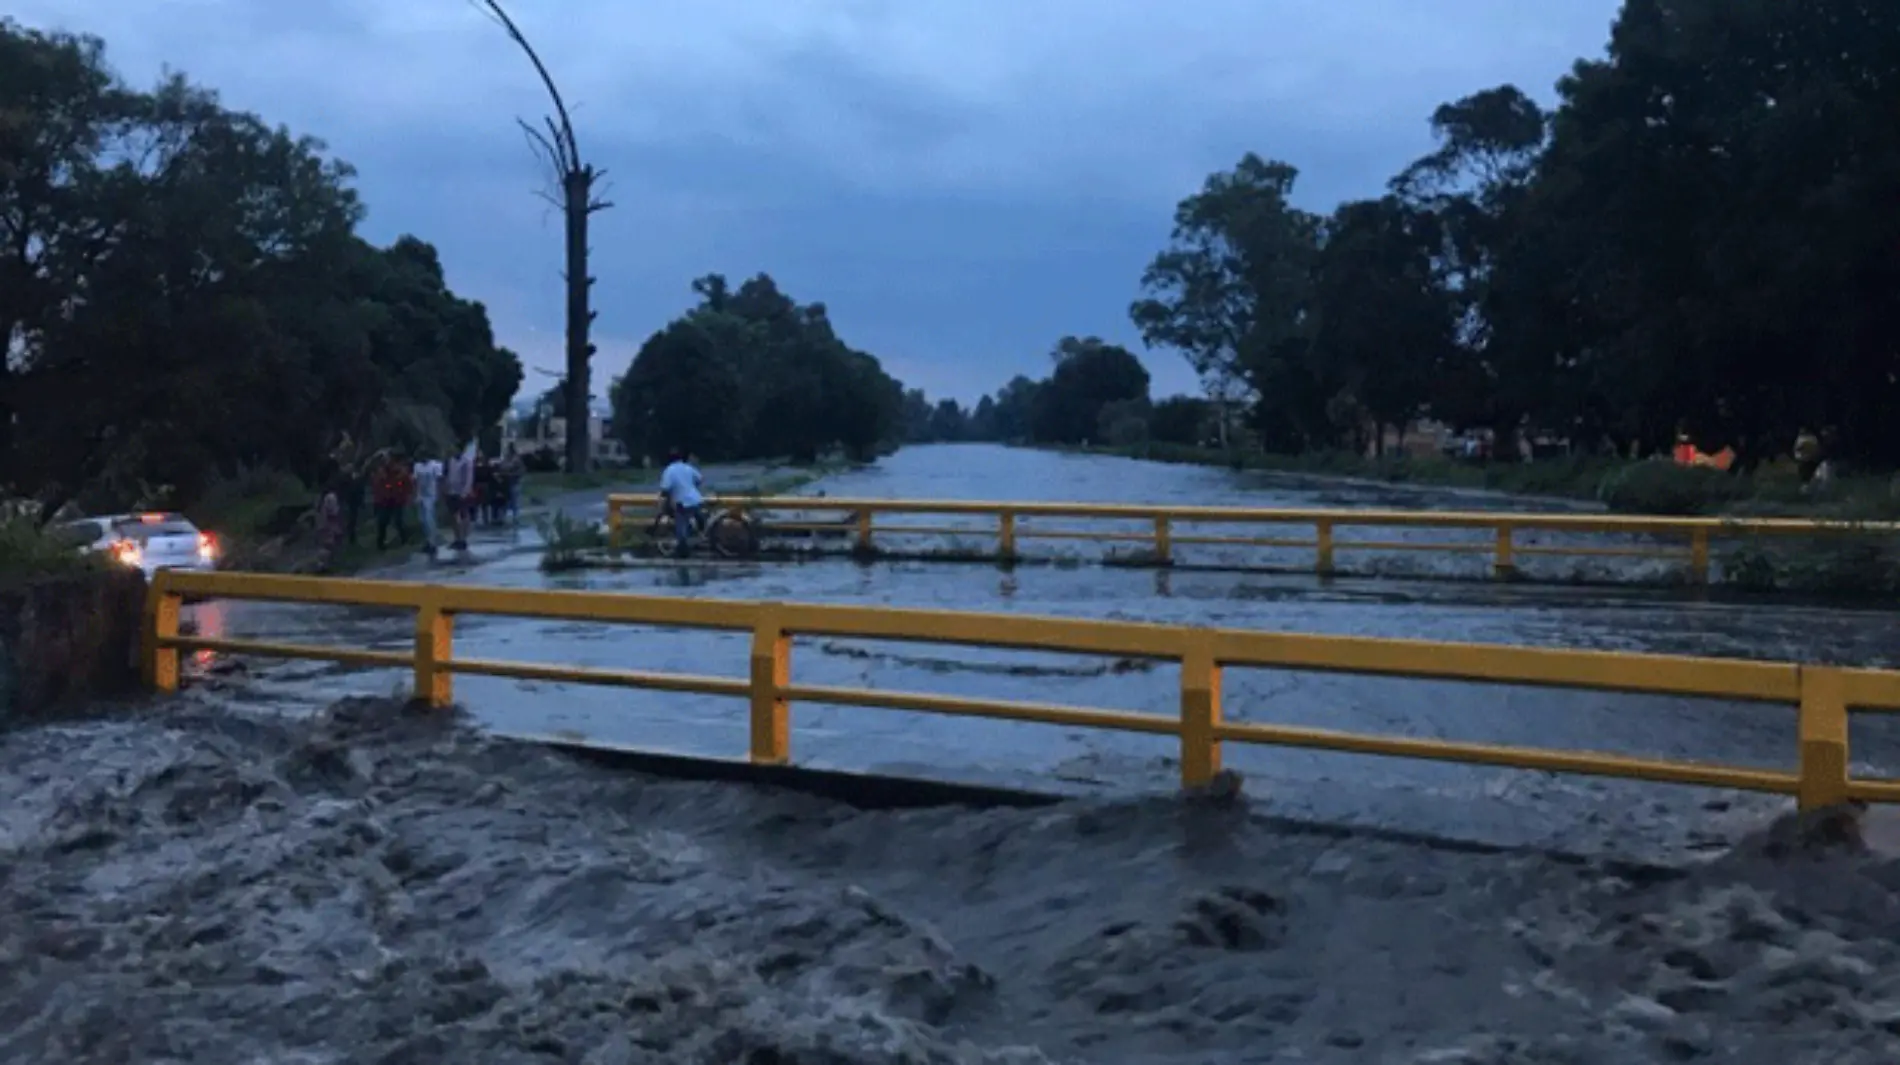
[609,273,905,464]
[1,19,522,513]
[911,340,1153,450]
[976,0,1900,468]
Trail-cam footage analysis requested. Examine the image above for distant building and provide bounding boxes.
[1367,419,1455,459]
[501,403,630,468]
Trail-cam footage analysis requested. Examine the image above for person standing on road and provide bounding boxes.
[412,450,443,556]
[315,479,344,572]
[371,452,413,551]
[1794,427,1821,485]
[340,458,368,547]
[499,444,525,525]
[473,452,495,527]
[445,442,476,553]
[658,448,706,557]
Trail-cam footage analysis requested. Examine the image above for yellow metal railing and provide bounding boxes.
[605,494,1900,583]
[145,570,1900,810]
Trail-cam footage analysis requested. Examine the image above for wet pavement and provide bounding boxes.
[5,697,1900,1064]
[186,445,1900,864]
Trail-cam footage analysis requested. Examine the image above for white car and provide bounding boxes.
[56,512,221,579]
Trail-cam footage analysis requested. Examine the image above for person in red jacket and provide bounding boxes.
[371,451,414,550]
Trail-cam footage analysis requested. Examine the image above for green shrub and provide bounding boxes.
[191,466,312,539]
[537,509,607,571]
[1596,461,1750,515]
[1486,455,1622,497]
[0,516,106,582]
[1721,537,1900,599]
[1720,546,1781,593]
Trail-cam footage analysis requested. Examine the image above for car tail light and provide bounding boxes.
[198,532,218,561]
[109,540,142,567]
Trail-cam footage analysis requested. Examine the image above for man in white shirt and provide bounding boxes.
[657,449,705,556]
[444,442,476,552]
[412,452,444,555]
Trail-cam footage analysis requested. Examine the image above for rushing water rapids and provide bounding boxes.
[4,695,1900,1064]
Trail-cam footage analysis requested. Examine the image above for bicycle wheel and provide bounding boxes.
[646,512,680,558]
[706,511,759,558]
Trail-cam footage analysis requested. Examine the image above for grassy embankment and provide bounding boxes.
[1076,442,1900,597]
[1077,442,1898,517]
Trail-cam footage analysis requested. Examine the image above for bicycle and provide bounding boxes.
[645,497,760,559]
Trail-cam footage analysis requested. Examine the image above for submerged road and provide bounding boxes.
[191,445,1900,863]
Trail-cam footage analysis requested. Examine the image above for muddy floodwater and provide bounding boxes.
[195,445,1900,861]
[5,697,1900,1064]
[8,444,1900,1063]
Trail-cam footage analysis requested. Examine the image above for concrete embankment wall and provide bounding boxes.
[0,568,144,726]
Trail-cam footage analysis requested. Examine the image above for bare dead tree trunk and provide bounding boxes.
[477,0,612,474]
[562,170,592,475]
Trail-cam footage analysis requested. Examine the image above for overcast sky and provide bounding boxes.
[17,1,1621,403]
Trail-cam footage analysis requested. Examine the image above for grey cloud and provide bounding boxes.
[12,0,1622,401]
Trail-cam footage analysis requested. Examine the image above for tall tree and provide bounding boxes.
[1132,154,1320,448]
[610,273,909,464]
[0,22,136,472]
[1030,337,1151,445]
[1391,85,1548,434]
[1307,198,1457,450]
[610,318,746,461]
[0,19,520,513]
[983,376,1041,443]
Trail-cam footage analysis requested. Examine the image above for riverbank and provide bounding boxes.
[1074,443,1900,520]
[5,693,1900,1063]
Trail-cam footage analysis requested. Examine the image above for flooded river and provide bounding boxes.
[8,445,1900,1063]
[200,445,1900,859]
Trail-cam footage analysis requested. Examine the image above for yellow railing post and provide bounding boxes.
[1315,520,1335,577]
[999,511,1017,560]
[1179,638,1223,788]
[1153,515,1172,565]
[413,594,455,708]
[606,498,623,549]
[1690,529,1711,585]
[854,508,874,554]
[1797,666,1850,811]
[749,610,791,764]
[1494,525,1517,578]
[143,582,183,694]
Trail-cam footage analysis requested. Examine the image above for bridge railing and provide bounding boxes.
[604,494,1900,582]
[146,570,1900,810]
